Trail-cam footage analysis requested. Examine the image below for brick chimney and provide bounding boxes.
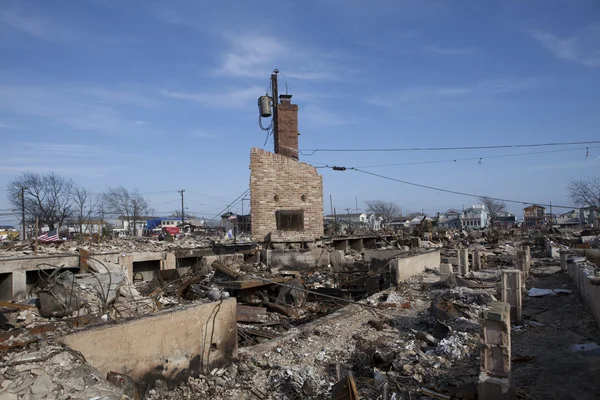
[275,94,299,160]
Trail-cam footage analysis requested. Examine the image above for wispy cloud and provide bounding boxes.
[369,77,541,108]
[0,84,160,132]
[302,105,353,127]
[532,23,600,67]
[425,45,477,56]
[0,7,73,42]
[160,85,265,108]
[0,122,27,130]
[187,130,219,139]
[215,34,355,81]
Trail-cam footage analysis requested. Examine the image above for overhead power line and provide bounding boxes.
[208,188,250,222]
[322,164,577,209]
[299,140,600,156]
[354,145,600,168]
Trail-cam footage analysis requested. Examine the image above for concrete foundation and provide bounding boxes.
[458,249,469,275]
[479,301,513,399]
[262,248,330,270]
[501,270,522,324]
[568,257,600,330]
[61,298,237,386]
[390,250,440,284]
[439,263,453,280]
[0,249,220,301]
[473,249,482,271]
[560,251,568,271]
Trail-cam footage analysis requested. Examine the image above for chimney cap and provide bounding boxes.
[279,94,293,103]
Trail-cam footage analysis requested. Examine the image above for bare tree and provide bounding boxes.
[101,187,150,236]
[479,196,507,227]
[365,200,401,223]
[171,210,197,219]
[72,186,97,240]
[7,172,74,231]
[568,177,600,212]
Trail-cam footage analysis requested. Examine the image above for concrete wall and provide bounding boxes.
[249,148,324,242]
[61,298,237,386]
[391,250,441,284]
[364,249,408,270]
[568,260,600,330]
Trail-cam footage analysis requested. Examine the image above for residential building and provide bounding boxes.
[555,207,599,227]
[523,205,546,227]
[493,211,516,228]
[462,205,489,229]
[437,209,462,229]
[115,216,158,236]
[65,219,107,235]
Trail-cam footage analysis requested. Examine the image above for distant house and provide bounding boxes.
[64,219,107,235]
[408,215,433,227]
[388,218,409,229]
[523,205,546,227]
[462,205,489,229]
[115,215,158,236]
[438,209,462,229]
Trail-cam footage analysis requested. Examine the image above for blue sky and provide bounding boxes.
[1,0,599,225]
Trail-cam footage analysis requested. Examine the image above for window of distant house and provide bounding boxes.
[276,210,304,231]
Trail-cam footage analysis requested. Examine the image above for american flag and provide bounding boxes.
[38,230,60,243]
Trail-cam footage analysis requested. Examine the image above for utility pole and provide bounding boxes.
[20,187,26,241]
[178,189,185,225]
[271,69,279,154]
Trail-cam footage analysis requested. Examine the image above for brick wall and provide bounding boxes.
[275,96,299,160]
[250,148,324,242]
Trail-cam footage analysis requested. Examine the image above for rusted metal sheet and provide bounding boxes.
[79,248,90,271]
[0,323,56,349]
[236,305,268,323]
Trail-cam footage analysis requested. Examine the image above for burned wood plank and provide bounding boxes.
[211,260,242,279]
[0,301,37,310]
[331,372,360,400]
[262,301,298,318]
[239,328,279,339]
[237,305,268,323]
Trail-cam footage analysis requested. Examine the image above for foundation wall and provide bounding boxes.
[61,298,237,386]
[391,250,441,284]
[568,259,600,330]
[262,248,331,270]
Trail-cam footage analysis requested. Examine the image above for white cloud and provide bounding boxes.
[215,34,355,81]
[425,45,477,56]
[532,23,600,67]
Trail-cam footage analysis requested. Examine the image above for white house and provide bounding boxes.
[115,216,157,236]
[462,205,489,229]
[324,212,384,231]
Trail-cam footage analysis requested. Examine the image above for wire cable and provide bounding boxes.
[299,140,600,156]
[354,145,600,168]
